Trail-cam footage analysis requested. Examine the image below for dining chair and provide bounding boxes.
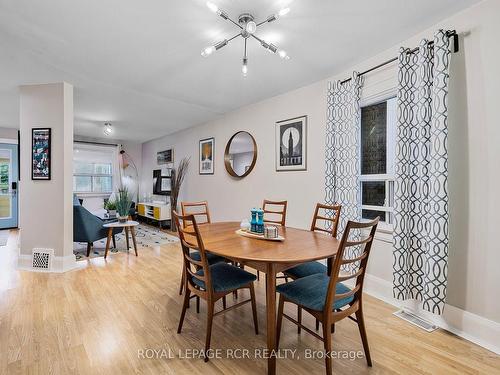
[262,199,287,226]
[179,201,225,295]
[174,211,259,362]
[284,203,341,280]
[276,217,379,375]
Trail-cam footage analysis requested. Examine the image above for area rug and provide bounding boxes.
[74,224,179,260]
[0,230,9,246]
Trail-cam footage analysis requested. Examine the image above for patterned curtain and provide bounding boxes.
[393,30,451,315]
[325,73,363,271]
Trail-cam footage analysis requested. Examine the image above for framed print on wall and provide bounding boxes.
[199,137,215,175]
[275,116,307,171]
[32,128,51,180]
[157,148,173,165]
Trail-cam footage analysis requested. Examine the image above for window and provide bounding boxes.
[360,96,396,229]
[73,146,116,194]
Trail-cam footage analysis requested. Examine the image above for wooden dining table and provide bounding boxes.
[198,222,340,375]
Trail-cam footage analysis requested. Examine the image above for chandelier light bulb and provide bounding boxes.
[245,21,257,34]
[278,7,290,17]
[242,58,248,76]
[201,45,216,57]
[278,49,290,59]
[103,123,113,136]
[206,1,218,13]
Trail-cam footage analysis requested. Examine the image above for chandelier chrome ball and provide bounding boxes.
[202,2,291,76]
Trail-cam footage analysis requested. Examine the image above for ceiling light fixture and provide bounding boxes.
[201,2,291,75]
[103,122,113,136]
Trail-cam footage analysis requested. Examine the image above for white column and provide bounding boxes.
[18,82,76,272]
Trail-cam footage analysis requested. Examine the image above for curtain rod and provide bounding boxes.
[74,140,119,147]
[340,30,458,85]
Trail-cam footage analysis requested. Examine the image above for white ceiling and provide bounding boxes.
[0,0,480,142]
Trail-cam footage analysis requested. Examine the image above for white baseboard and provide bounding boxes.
[17,253,80,273]
[352,274,500,355]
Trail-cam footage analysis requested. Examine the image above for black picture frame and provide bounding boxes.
[199,137,215,175]
[275,115,307,171]
[153,169,171,195]
[32,128,51,180]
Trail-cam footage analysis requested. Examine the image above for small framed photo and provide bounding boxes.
[199,137,215,175]
[32,128,51,180]
[157,148,173,164]
[275,116,307,171]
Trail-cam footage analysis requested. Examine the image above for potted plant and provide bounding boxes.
[116,188,132,223]
[104,199,117,217]
[170,157,190,232]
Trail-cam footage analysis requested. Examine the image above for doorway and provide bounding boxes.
[0,143,19,229]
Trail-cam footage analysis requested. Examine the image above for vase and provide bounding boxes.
[118,215,128,223]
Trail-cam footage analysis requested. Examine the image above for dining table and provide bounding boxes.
[197,221,340,375]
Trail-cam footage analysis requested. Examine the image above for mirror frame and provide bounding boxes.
[224,131,258,178]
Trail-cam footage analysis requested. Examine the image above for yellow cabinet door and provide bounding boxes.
[153,207,161,220]
[138,204,145,216]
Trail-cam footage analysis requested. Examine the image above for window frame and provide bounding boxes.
[73,162,113,194]
[359,92,397,233]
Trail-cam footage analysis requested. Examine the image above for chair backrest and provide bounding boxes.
[262,199,287,226]
[181,201,211,228]
[172,211,212,296]
[324,218,379,317]
[310,203,342,237]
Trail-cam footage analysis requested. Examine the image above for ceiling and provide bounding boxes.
[0,0,480,142]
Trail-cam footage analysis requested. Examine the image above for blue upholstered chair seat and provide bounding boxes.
[276,273,354,311]
[189,251,226,265]
[192,262,257,292]
[285,261,327,279]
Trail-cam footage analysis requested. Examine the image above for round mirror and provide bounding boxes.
[224,131,257,178]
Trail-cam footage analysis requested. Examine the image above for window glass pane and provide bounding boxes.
[74,161,93,174]
[362,181,385,206]
[94,163,112,175]
[74,176,92,192]
[361,101,387,175]
[93,176,112,192]
[362,209,386,222]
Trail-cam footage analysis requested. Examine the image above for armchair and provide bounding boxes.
[73,203,123,257]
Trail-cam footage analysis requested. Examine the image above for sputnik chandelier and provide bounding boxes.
[201,1,291,76]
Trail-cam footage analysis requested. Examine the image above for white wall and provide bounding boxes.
[0,127,18,142]
[141,0,500,329]
[19,82,76,272]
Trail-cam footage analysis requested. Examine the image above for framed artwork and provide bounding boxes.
[275,116,307,171]
[199,137,215,175]
[153,169,171,195]
[32,128,51,180]
[157,148,173,164]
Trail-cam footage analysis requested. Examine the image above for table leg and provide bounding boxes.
[265,263,277,375]
[131,227,138,256]
[104,228,113,259]
[125,227,130,250]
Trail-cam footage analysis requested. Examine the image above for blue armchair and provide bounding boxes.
[73,200,123,257]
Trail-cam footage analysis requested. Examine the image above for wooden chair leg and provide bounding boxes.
[204,302,215,362]
[297,306,302,334]
[179,268,185,295]
[177,289,190,334]
[86,242,92,257]
[196,296,200,314]
[276,295,285,347]
[356,307,372,366]
[249,284,259,335]
[323,318,333,375]
[112,234,116,249]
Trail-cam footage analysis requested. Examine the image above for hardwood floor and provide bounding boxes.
[1,229,499,374]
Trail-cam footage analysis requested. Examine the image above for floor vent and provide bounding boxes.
[393,310,437,332]
[32,248,53,270]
